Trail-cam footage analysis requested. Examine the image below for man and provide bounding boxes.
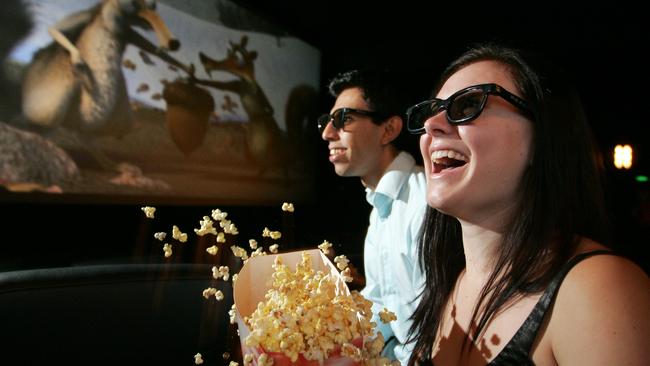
[319,69,427,364]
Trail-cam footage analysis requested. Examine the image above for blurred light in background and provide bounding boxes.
[614,144,633,169]
[635,175,648,183]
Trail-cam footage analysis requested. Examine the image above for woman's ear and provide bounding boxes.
[381,116,403,145]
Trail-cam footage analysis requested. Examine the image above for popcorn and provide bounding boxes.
[141,206,156,218]
[215,290,224,301]
[211,209,228,221]
[231,245,249,260]
[206,245,218,255]
[229,304,237,324]
[235,250,383,365]
[172,225,188,243]
[378,308,397,323]
[225,223,239,235]
[341,343,362,362]
[194,216,218,236]
[162,243,172,258]
[202,287,217,299]
[250,247,265,258]
[140,204,390,365]
[341,267,353,283]
[334,255,350,271]
[318,240,333,255]
[212,265,230,281]
[258,353,273,366]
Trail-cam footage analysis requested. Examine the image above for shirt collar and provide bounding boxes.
[365,152,416,218]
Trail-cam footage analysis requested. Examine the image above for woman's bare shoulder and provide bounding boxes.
[547,239,650,365]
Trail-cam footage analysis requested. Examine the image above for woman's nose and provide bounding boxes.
[424,112,453,136]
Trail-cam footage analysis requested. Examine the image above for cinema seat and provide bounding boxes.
[0,263,240,365]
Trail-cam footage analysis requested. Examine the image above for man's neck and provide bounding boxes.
[361,147,400,190]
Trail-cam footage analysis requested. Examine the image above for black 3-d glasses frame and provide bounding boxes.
[317,107,386,133]
[406,83,533,134]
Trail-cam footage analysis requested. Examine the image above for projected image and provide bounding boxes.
[0,0,321,204]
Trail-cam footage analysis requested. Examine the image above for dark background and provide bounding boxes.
[237,0,650,272]
[1,1,647,273]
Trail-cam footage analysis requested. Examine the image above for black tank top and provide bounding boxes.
[486,250,613,365]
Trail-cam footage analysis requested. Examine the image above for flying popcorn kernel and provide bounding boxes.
[211,209,228,221]
[230,245,248,260]
[141,206,156,218]
[202,287,217,299]
[281,202,294,212]
[216,232,226,243]
[229,362,238,366]
[262,227,271,237]
[227,223,239,235]
[215,290,224,301]
[194,353,204,365]
[172,225,188,243]
[379,308,397,323]
[250,247,265,258]
[206,245,218,255]
[218,266,230,281]
[194,216,217,236]
[232,273,238,284]
[153,232,166,241]
[334,255,349,271]
[269,244,279,254]
[162,243,172,258]
[269,230,281,240]
[249,239,258,250]
[243,354,253,365]
[318,240,333,255]
[229,305,237,324]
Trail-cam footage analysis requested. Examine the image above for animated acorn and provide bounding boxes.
[163,79,215,156]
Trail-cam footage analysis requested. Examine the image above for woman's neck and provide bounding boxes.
[458,220,503,284]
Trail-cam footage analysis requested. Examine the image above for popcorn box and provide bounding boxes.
[233,249,363,366]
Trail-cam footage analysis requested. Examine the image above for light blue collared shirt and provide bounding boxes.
[360,151,427,365]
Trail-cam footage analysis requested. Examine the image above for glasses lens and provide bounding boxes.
[330,109,345,129]
[408,100,442,132]
[317,114,331,132]
[448,89,485,122]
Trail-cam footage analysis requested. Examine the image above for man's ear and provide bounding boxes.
[380,116,403,145]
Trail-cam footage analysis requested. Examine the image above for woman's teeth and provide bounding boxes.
[431,149,468,164]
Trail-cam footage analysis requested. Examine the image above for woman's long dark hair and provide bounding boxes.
[407,44,609,365]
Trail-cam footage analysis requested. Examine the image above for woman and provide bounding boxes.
[406,44,650,365]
